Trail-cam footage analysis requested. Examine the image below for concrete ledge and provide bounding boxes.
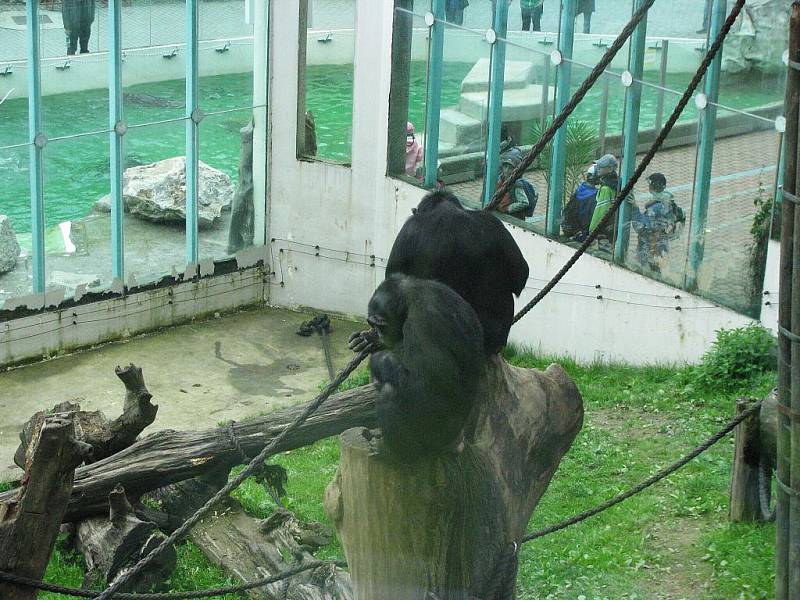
[0,266,267,370]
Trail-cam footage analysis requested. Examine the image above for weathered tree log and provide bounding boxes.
[0,383,378,523]
[729,398,763,522]
[14,364,157,468]
[137,465,352,599]
[324,357,584,600]
[76,485,177,591]
[0,416,92,600]
[191,502,352,599]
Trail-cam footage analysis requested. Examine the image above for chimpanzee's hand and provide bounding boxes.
[348,329,381,353]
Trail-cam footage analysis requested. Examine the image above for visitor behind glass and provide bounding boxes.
[62,0,95,55]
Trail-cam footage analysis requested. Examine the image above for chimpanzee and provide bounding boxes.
[384,191,529,355]
[365,274,484,462]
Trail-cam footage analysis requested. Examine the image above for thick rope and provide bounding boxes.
[511,0,745,325]
[521,399,762,543]
[0,559,345,599]
[94,349,370,600]
[485,0,657,212]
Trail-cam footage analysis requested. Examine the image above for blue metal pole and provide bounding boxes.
[185,0,199,265]
[546,0,576,235]
[424,0,445,188]
[482,0,509,207]
[109,0,125,281]
[26,0,45,294]
[686,0,726,291]
[614,0,648,262]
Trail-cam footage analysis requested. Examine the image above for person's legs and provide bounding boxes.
[79,22,91,53]
[532,5,542,31]
[583,12,592,34]
[521,6,532,31]
[66,30,78,55]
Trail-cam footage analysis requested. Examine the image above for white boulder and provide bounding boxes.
[96,157,233,228]
[0,215,20,274]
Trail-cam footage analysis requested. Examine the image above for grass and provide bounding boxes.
[15,351,777,599]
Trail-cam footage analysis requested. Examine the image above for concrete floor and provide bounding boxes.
[0,304,363,482]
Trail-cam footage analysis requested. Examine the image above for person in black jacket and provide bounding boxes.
[62,0,95,55]
[576,0,594,33]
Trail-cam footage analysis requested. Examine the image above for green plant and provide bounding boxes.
[694,323,777,388]
[530,118,598,212]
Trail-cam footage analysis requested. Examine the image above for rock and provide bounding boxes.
[96,157,233,228]
[0,215,21,273]
[722,0,790,75]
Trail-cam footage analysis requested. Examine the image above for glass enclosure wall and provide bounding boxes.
[298,0,356,163]
[0,0,269,306]
[388,0,785,318]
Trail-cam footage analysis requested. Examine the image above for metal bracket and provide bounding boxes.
[0,65,12,76]
[190,107,205,124]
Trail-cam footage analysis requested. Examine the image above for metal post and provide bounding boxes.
[540,53,550,132]
[387,0,415,177]
[686,0,726,291]
[545,0,576,235]
[109,0,124,281]
[252,0,269,246]
[424,0,445,187]
[482,0,509,206]
[597,73,609,155]
[654,39,669,131]
[185,0,199,266]
[26,0,45,294]
[614,0,648,262]
[776,9,799,597]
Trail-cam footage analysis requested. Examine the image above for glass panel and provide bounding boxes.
[122,120,187,286]
[199,109,254,262]
[647,0,710,39]
[0,145,31,303]
[302,0,356,163]
[617,86,699,291]
[43,133,112,299]
[122,0,186,127]
[692,107,780,316]
[438,19,492,206]
[0,86,28,151]
[387,5,429,182]
[495,33,556,234]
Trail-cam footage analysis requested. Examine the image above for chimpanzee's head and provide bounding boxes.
[367,276,410,348]
[412,191,462,215]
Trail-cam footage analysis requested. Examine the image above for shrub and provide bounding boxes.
[695,323,777,387]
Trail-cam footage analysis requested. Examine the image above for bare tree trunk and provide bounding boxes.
[729,398,763,522]
[324,358,584,600]
[0,416,92,600]
[14,364,158,468]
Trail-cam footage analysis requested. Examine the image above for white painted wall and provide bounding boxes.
[265,0,763,366]
[760,239,780,335]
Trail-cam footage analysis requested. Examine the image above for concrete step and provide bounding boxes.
[438,108,485,146]
[459,84,555,122]
[460,58,535,94]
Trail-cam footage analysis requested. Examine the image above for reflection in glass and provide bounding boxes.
[0,146,31,303]
[43,133,112,299]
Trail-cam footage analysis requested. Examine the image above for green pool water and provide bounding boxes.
[0,64,780,233]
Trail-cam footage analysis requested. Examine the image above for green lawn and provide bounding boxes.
[4,347,776,599]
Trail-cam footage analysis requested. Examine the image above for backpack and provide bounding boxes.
[517,179,538,218]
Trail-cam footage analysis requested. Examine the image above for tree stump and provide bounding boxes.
[14,364,158,468]
[0,416,92,600]
[324,357,583,600]
[75,485,177,592]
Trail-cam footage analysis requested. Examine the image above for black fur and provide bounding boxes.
[367,275,484,462]
[386,191,529,355]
